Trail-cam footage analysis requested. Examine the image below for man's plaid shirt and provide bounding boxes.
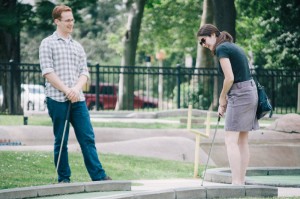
[39,32,90,102]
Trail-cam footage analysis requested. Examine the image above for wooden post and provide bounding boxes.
[194,134,200,178]
[187,104,211,178]
[205,111,211,136]
[187,104,192,129]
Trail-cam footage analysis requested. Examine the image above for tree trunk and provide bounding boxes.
[193,0,236,111]
[195,0,214,70]
[212,0,236,40]
[211,0,236,110]
[116,0,146,110]
[192,0,214,110]
[0,0,22,114]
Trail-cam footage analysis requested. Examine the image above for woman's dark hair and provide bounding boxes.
[197,24,233,54]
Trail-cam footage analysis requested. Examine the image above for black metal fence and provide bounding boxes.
[0,62,299,114]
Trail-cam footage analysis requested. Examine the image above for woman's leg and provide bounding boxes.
[225,131,242,185]
[238,131,250,184]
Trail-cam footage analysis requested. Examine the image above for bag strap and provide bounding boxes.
[249,64,259,86]
[249,62,273,118]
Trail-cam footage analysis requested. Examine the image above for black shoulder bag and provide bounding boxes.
[254,79,273,119]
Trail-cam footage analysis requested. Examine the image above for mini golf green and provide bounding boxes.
[247,175,300,187]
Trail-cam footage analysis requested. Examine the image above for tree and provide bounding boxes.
[211,0,236,110]
[20,1,56,63]
[192,0,215,110]
[135,0,203,109]
[192,0,236,110]
[0,0,26,114]
[20,0,124,65]
[116,0,146,110]
[236,0,300,69]
[75,0,124,65]
[0,0,98,113]
[138,0,202,67]
[212,0,236,40]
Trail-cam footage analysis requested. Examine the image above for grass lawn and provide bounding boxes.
[0,113,275,129]
[0,114,224,129]
[0,151,197,190]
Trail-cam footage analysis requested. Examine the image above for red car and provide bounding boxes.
[84,83,158,110]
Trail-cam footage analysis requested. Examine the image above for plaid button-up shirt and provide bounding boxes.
[39,32,89,102]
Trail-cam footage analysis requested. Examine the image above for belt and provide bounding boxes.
[230,79,255,90]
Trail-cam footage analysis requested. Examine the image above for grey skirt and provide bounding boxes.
[225,79,259,131]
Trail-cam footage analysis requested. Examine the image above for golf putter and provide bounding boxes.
[201,116,221,186]
[54,101,71,182]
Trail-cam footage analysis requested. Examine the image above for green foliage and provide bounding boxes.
[33,1,56,33]
[236,0,300,69]
[20,0,125,64]
[172,81,211,110]
[18,1,56,62]
[188,88,211,110]
[5,0,299,69]
[0,2,17,33]
[73,0,125,64]
[138,0,202,66]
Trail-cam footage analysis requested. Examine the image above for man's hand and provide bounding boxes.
[65,75,88,103]
[65,87,80,103]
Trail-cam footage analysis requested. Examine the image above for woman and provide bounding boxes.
[197,24,259,185]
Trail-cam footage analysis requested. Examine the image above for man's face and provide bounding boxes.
[55,11,74,34]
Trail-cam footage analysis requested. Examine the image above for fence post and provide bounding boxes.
[158,61,164,110]
[297,82,300,113]
[272,73,276,111]
[96,63,100,110]
[9,60,14,113]
[176,64,181,109]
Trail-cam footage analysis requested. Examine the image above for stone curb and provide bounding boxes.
[204,167,300,187]
[0,180,279,199]
[91,186,278,199]
[0,181,131,199]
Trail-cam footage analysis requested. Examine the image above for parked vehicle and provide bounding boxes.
[21,84,46,111]
[84,83,158,110]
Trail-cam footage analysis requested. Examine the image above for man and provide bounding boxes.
[39,5,111,183]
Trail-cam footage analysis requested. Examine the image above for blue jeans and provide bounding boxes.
[46,97,107,182]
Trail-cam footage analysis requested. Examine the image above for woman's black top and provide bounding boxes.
[216,42,252,83]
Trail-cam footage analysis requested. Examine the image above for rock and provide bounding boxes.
[267,114,300,133]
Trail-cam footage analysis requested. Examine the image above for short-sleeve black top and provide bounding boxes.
[216,42,251,83]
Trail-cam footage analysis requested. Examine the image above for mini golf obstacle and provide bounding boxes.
[186,104,213,178]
